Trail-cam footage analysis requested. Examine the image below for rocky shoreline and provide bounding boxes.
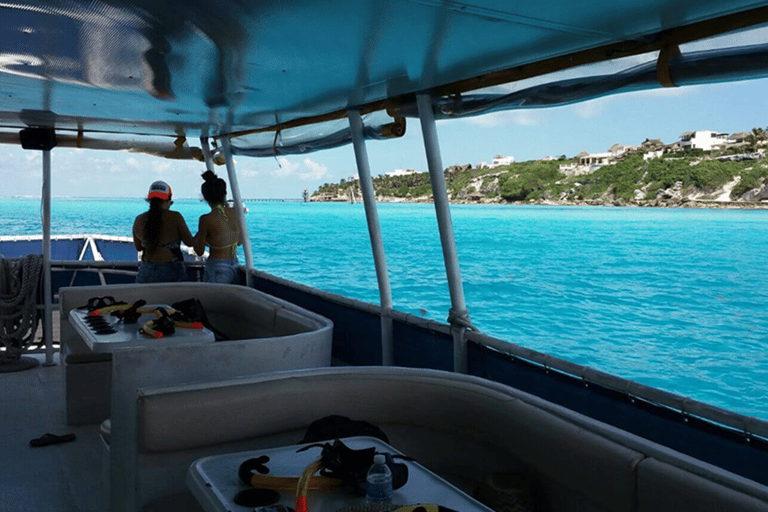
[311,194,768,209]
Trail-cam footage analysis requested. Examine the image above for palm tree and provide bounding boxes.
[745,127,767,152]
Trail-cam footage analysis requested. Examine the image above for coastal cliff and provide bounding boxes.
[310,150,768,208]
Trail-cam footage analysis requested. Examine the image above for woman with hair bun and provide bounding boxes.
[194,170,242,283]
[132,180,194,283]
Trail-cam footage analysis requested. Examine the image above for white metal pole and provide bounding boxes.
[220,136,253,287]
[200,136,214,172]
[416,93,469,373]
[348,110,394,365]
[198,136,216,283]
[42,149,53,365]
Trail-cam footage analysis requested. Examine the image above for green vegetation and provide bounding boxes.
[573,154,762,202]
[497,160,562,200]
[374,171,432,198]
[579,155,646,200]
[313,146,768,204]
[746,128,768,152]
[732,165,768,197]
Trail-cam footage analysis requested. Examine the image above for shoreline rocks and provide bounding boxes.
[311,193,768,209]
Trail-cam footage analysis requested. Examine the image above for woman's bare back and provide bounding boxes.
[133,209,194,262]
[195,206,240,259]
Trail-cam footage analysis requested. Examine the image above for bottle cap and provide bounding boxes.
[373,454,386,464]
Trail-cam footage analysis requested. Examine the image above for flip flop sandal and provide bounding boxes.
[29,433,76,447]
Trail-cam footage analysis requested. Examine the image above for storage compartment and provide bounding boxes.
[59,282,333,425]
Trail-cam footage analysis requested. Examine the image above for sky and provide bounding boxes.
[2,74,768,200]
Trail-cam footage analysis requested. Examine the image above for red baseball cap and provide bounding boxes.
[147,181,172,200]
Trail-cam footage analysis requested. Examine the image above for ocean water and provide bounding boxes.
[2,197,768,421]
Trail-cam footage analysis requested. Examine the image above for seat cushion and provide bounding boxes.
[637,458,768,512]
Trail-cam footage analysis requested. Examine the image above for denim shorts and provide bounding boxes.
[136,261,187,283]
[203,258,239,284]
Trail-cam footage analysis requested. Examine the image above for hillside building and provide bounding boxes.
[477,155,514,168]
[728,132,749,148]
[386,169,417,177]
[578,152,614,167]
[679,130,729,151]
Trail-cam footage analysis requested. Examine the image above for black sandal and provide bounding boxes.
[29,433,76,447]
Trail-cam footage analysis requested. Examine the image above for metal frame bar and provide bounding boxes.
[348,110,394,365]
[416,93,469,373]
[200,136,215,172]
[42,149,54,365]
[220,136,254,287]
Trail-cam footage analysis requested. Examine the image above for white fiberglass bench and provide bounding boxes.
[59,282,333,425]
[119,367,768,512]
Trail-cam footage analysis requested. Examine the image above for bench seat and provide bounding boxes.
[122,367,768,512]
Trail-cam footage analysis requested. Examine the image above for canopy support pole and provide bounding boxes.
[42,149,53,365]
[198,136,216,284]
[220,137,254,288]
[348,110,394,365]
[200,136,215,172]
[416,93,472,373]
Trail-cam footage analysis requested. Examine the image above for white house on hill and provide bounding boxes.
[491,155,514,167]
[679,130,728,151]
[386,169,417,177]
[576,143,636,168]
[578,152,614,167]
[477,155,514,168]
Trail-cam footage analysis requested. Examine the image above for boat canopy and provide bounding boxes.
[0,1,767,156]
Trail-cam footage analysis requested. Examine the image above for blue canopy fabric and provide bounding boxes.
[0,1,766,156]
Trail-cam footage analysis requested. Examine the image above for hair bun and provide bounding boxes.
[202,170,217,182]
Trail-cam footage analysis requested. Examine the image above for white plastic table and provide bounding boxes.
[69,304,215,353]
[187,436,494,512]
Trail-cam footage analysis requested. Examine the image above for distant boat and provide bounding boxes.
[227,200,248,213]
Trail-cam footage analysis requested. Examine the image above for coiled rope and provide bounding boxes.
[0,254,43,363]
[447,307,477,331]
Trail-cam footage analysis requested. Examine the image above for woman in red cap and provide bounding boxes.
[132,181,194,283]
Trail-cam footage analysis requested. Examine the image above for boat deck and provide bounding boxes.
[1,315,105,512]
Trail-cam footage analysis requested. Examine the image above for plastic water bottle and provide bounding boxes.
[366,454,393,502]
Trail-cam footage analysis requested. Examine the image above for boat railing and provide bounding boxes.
[244,265,768,457]
[0,234,139,261]
[467,327,768,444]
[51,260,138,287]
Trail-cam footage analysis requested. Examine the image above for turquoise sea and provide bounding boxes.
[3,197,768,421]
